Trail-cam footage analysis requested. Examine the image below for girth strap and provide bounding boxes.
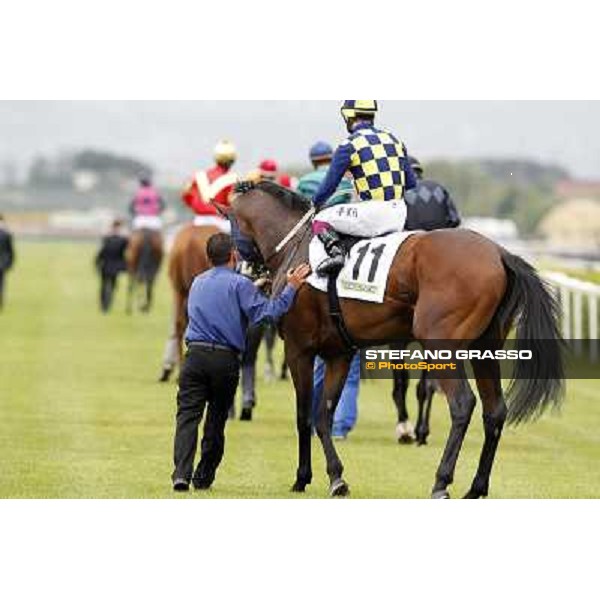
[327,274,359,354]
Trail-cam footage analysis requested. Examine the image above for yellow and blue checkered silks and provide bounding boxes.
[344,126,407,201]
[340,100,378,123]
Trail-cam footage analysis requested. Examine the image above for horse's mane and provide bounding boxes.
[235,180,312,213]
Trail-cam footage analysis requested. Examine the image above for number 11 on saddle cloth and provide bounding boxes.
[308,198,416,304]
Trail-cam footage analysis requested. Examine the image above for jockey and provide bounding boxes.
[278,172,294,189]
[129,176,165,230]
[247,158,278,184]
[297,141,354,204]
[182,140,238,231]
[312,100,417,276]
[404,156,461,231]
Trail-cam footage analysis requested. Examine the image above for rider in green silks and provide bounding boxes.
[297,141,355,206]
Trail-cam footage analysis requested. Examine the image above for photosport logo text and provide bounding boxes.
[361,347,534,379]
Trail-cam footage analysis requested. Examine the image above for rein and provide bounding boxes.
[269,218,312,294]
[263,207,315,264]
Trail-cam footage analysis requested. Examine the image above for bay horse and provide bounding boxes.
[126,228,164,313]
[159,222,219,382]
[230,180,564,499]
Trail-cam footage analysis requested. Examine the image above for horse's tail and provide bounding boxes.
[498,250,565,425]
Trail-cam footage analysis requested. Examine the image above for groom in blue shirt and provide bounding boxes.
[172,233,310,491]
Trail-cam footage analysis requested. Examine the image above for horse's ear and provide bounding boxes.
[234,180,256,195]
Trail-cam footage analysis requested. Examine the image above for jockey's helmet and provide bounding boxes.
[309,141,333,163]
[139,176,152,187]
[340,100,378,127]
[408,156,424,177]
[259,159,278,180]
[214,140,237,166]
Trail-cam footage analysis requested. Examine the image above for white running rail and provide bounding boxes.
[543,271,600,361]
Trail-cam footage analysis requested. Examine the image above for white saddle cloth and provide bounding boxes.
[308,231,417,303]
[193,215,231,232]
[132,215,163,231]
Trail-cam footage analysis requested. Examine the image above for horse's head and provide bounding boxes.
[231,180,312,265]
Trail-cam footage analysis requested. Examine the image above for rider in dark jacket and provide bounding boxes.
[404,157,461,231]
[0,214,15,310]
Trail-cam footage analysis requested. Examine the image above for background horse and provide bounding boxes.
[126,228,163,313]
[159,223,218,382]
[231,181,565,499]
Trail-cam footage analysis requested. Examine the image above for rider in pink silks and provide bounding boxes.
[129,176,165,231]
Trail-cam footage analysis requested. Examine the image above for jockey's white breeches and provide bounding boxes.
[132,215,163,231]
[193,215,231,233]
[316,200,406,237]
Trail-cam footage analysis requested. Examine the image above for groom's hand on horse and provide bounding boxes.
[287,264,311,290]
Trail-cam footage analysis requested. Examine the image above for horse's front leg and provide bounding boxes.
[287,351,315,492]
[315,355,352,497]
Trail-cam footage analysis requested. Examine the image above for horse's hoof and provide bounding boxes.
[330,478,350,497]
[158,368,172,383]
[397,434,415,445]
[240,407,253,421]
[291,481,307,493]
[416,437,428,447]
[463,488,487,499]
[431,489,450,499]
[396,421,416,444]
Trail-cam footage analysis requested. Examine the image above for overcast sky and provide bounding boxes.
[1,101,599,181]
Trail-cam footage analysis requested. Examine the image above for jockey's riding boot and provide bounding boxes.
[317,230,346,277]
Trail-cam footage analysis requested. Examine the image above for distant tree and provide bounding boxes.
[72,149,152,179]
[26,149,154,192]
[425,158,565,235]
[28,155,52,186]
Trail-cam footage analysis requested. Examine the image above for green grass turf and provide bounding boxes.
[0,240,598,499]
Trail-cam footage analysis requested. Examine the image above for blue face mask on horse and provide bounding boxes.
[229,214,263,264]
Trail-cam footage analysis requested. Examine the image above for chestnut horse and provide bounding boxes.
[126,228,164,313]
[230,181,564,499]
[159,223,219,382]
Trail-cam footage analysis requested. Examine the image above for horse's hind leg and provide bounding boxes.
[140,278,153,312]
[464,357,507,499]
[315,356,352,497]
[145,279,153,312]
[126,275,134,314]
[431,367,476,499]
[415,372,434,446]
